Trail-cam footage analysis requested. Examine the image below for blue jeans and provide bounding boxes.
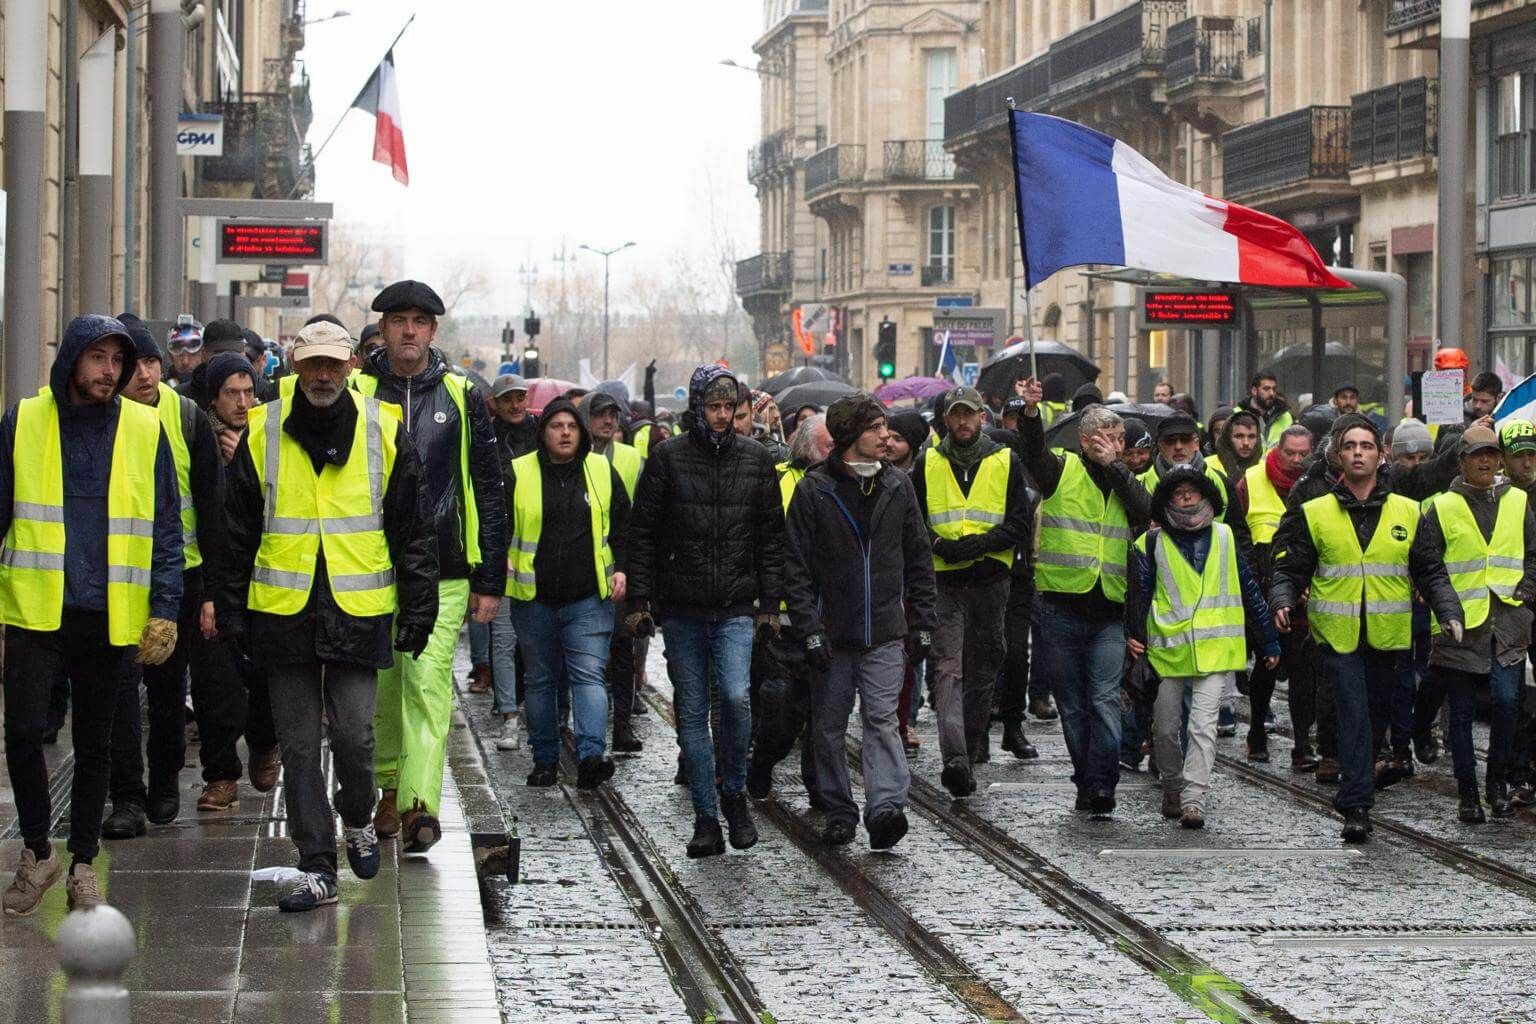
[489,597,519,714]
[1320,644,1399,812]
[1445,659,1523,786]
[509,596,614,766]
[1037,597,1123,793]
[468,619,490,666]
[663,615,753,818]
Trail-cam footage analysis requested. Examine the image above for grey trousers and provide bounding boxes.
[268,661,379,876]
[1153,671,1228,811]
[932,576,1010,766]
[811,640,909,826]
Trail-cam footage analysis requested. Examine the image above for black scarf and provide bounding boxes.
[283,385,357,473]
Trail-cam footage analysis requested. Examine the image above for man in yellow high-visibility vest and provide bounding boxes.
[1,315,184,918]
[215,321,438,912]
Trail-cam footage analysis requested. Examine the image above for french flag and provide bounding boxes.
[351,51,409,186]
[1011,111,1347,290]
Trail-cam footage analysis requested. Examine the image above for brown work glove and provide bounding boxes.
[135,617,178,666]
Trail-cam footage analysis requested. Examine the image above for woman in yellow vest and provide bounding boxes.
[1410,425,1536,822]
[1127,467,1279,829]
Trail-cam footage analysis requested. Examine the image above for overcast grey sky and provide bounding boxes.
[302,0,763,314]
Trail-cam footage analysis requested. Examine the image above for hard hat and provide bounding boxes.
[1434,347,1469,371]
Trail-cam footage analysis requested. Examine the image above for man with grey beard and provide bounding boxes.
[213,321,438,912]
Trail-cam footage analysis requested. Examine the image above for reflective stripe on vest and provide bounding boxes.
[1430,488,1527,633]
[776,462,806,612]
[155,382,201,569]
[1302,491,1419,653]
[0,390,159,644]
[353,369,481,566]
[1135,523,1248,677]
[609,442,642,501]
[1038,454,1129,600]
[247,391,399,617]
[1244,461,1285,545]
[505,451,614,601]
[924,447,1014,573]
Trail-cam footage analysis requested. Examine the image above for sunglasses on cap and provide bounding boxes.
[167,331,203,355]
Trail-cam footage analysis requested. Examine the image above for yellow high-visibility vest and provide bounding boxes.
[0,390,160,644]
[1244,462,1286,545]
[154,381,202,570]
[924,447,1013,572]
[505,451,614,601]
[1037,453,1130,601]
[777,461,805,513]
[1429,488,1527,632]
[608,441,642,501]
[1301,491,1419,653]
[1135,522,1248,677]
[246,392,399,617]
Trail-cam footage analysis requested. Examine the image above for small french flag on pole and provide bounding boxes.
[351,50,409,186]
[1010,110,1348,291]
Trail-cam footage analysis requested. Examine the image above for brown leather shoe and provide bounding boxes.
[901,725,921,751]
[1316,757,1342,784]
[197,779,239,812]
[467,664,492,694]
[374,789,401,838]
[249,747,280,793]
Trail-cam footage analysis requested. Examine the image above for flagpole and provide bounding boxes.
[1004,100,1038,384]
[286,14,417,199]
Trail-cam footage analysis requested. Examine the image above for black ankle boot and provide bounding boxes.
[720,792,758,850]
[1001,722,1038,760]
[1459,780,1486,824]
[1488,776,1514,818]
[686,816,725,859]
[612,718,643,753]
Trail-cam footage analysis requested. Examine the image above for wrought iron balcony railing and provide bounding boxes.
[1350,77,1438,169]
[804,144,865,197]
[1222,105,1351,198]
[1387,0,1505,33]
[1049,0,1186,101]
[736,252,792,296]
[1165,16,1244,90]
[884,140,956,182]
[748,129,792,181]
[921,263,955,287]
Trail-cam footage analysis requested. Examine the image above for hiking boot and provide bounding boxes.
[611,718,642,753]
[576,755,615,791]
[248,746,280,793]
[65,863,104,912]
[1413,733,1442,765]
[1001,722,1038,760]
[901,725,921,753]
[467,664,492,694]
[146,784,180,826]
[278,871,338,913]
[746,761,774,800]
[866,809,908,851]
[344,823,381,880]
[1315,757,1341,784]
[527,763,558,787]
[686,816,726,859]
[1217,706,1236,737]
[1489,778,1515,819]
[941,761,975,799]
[1029,696,1058,721]
[496,714,523,751]
[1180,805,1206,830]
[401,808,440,855]
[822,819,856,846]
[3,848,62,917]
[1341,808,1372,843]
[1161,790,1183,819]
[1460,781,1487,824]
[101,802,148,839]
[720,792,758,850]
[373,789,400,837]
[197,779,239,812]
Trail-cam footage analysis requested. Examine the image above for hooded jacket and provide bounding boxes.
[356,345,508,595]
[0,315,183,622]
[214,385,439,669]
[503,397,630,607]
[626,368,786,621]
[782,451,937,648]
[1215,410,1263,479]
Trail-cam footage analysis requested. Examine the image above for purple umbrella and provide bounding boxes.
[875,375,954,405]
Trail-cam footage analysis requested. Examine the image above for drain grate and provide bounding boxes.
[516,920,647,932]
[1261,933,1536,948]
[1099,847,1363,860]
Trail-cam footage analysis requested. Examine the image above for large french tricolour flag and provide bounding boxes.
[1011,110,1348,290]
[351,51,409,186]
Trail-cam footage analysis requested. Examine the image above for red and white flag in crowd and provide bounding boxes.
[351,50,409,185]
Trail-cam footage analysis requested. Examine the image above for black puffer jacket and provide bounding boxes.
[625,429,785,621]
[355,346,507,595]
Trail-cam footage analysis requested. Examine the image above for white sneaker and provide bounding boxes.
[495,713,522,751]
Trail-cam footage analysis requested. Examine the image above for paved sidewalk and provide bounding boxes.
[0,681,500,1023]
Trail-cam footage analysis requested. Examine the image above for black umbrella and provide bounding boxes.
[976,340,1099,401]
[760,365,847,396]
[1262,341,1386,406]
[773,379,858,412]
[1043,402,1177,454]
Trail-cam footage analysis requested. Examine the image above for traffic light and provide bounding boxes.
[500,323,515,358]
[522,346,541,378]
[524,313,541,338]
[875,318,897,380]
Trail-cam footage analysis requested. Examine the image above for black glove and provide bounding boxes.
[754,613,781,643]
[625,602,656,638]
[645,359,657,379]
[394,623,429,660]
[931,538,962,562]
[803,630,831,675]
[949,536,989,563]
[906,628,932,663]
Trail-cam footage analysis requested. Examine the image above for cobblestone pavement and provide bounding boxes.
[474,643,1536,1023]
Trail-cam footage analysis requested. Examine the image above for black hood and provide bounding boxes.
[51,314,135,404]
[537,396,592,462]
[1150,464,1225,526]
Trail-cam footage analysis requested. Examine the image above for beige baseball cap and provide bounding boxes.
[290,320,353,362]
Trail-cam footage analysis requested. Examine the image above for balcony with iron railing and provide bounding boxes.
[748,129,792,182]
[736,252,793,298]
[199,99,264,187]
[1350,77,1437,171]
[921,263,955,287]
[804,144,865,198]
[1049,0,1186,104]
[1222,105,1351,200]
[884,140,956,182]
[1387,0,1518,35]
[1246,15,1263,55]
[1165,16,1244,91]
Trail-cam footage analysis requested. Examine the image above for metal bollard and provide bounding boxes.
[56,905,136,1024]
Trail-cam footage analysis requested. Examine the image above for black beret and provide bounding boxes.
[203,318,246,354]
[371,279,445,316]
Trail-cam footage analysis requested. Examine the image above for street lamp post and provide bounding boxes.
[578,241,635,379]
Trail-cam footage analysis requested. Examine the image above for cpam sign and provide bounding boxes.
[177,113,224,156]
